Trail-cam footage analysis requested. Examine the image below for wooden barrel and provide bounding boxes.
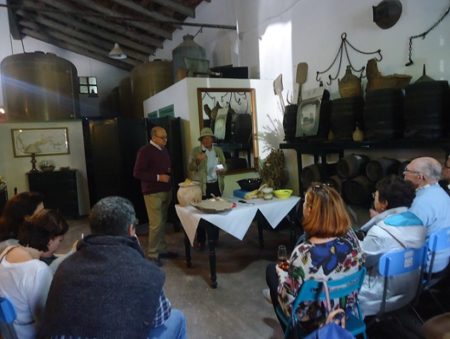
[342,175,374,206]
[301,163,337,190]
[329,96,364,140]
[404,80,449,139]
[337,154,370,179]
[365,157,400,182]
[363,88,404,140]
[324,174,344,193]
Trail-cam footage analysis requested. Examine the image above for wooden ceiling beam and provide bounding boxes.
[30,0,163,49]
[74,0,173,40]
[151,0,195,18]
[21,28,133,71]
[110,0,175,23]
[16,9,148,62]
[21,21,140,67]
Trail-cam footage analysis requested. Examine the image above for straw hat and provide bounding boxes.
[198,127,215,141]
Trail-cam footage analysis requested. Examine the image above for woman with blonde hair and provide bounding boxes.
[265,182,364,333]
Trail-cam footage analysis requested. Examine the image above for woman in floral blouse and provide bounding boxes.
[265,182,364,332]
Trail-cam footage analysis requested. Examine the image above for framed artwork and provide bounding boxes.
[11,128,70,157]
[197,87,258,172]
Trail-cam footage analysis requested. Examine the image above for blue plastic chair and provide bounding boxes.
[420,227,450,312]
[375,246,426,320]
[0,297,18,339]
[276,268,367,339]
[424,227,450,283]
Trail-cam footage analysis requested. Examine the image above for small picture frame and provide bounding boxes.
[11,128,70,157]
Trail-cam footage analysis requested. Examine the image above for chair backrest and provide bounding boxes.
[288,268,367,338]
[292,268,366,313]
[0,297,18,339]
[425,227,450,278]
[377,246,426,315]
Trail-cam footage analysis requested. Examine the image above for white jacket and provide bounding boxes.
[359,210,426,316]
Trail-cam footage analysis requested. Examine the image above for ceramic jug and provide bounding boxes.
[338,66,361,98]
[177,181,202,207]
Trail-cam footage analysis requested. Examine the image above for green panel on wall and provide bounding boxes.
[158,105,174,118]
[147,111,158,119]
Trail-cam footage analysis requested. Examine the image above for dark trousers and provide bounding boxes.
[266,263,287,332]
[196,181,221,244]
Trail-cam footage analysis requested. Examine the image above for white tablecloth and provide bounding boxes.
[175,196,301,246]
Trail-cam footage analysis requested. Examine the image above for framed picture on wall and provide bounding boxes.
[11,127,70,157]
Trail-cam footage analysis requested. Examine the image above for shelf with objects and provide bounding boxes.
[281,62,450,197]
[281,138,450,195]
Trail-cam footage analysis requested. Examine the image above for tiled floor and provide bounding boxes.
[59,218,447,339]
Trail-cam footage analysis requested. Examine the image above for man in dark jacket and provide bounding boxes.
[38,196,186,339]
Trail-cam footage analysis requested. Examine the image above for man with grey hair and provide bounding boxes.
[404,157,450,273]
[404,156,450,234]
[39,196,187,339]
[134,126,178,266]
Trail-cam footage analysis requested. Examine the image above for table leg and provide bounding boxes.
[184,230,192,268]
[257,219,264,249]
[256,211,265,249]
[206,223,218,288]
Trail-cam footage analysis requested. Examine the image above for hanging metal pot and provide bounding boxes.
[373,0,402,29]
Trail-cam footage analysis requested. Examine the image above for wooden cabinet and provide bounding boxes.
[27,170,79,218]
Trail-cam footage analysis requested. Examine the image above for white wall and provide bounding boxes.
[0,120,90,215]
[155,0,450,96]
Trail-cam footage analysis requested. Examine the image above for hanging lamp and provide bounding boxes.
[108,43,127,60]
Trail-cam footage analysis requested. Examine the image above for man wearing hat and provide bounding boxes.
[188,127,226,249]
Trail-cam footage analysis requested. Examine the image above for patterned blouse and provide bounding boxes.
[277,229,364,326]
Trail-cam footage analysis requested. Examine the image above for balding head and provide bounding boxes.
[404,157,442,188]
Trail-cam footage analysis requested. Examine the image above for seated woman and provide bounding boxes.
[358,175,426,316]
[0,192,44,253]
[39,211,69,266]
[266,182,364,333]
[0,209,66,339]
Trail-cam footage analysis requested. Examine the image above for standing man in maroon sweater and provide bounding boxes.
[134,126,178,266]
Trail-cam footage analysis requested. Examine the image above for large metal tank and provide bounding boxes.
[130,60,173,118]
[119,76,133,118]
[172,34,206,82]
[1,52,79,121]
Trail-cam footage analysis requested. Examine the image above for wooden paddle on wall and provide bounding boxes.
[296,62,308,105]
[273,74,285,113]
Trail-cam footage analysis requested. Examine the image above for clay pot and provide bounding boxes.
[177,181,202,206]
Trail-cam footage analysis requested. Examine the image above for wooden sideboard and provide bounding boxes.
[28,169,79,218]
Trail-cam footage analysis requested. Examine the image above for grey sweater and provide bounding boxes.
[38,235,165,339]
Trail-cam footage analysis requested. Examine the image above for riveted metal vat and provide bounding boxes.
[1,52,79,121]
[130,60,173,118]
